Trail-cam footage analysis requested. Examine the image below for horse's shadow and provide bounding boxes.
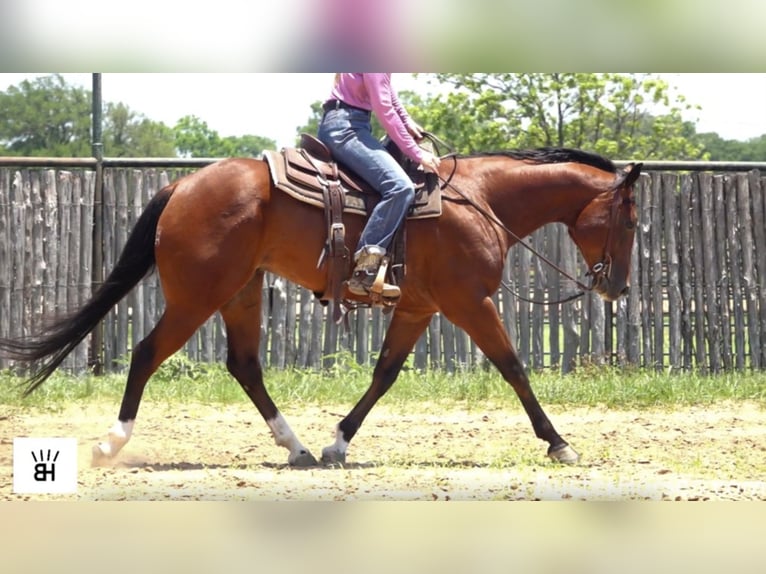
[113,460,244,472]
[114,458,497,472]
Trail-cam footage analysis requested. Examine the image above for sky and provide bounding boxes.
[2,73,766,148]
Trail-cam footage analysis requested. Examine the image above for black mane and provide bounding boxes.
[462,147,617,174]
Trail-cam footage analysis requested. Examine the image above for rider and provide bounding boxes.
[317,73,441,299]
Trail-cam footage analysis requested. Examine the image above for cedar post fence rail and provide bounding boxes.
[1,157,765,375]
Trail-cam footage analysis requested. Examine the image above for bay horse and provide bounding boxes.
[0,147,641,466]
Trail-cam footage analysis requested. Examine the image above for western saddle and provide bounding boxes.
[262,133,442,322]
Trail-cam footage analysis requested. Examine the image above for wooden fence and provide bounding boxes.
[1,162,765,375]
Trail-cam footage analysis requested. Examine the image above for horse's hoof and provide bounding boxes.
[547,444,580,465]
[91,444,112,467]
[289,450,318,467]
[320,448,346,466]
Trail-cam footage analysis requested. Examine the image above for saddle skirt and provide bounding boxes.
[262,134,442,219]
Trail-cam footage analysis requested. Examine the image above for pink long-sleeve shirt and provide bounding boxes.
[328,73,425,163]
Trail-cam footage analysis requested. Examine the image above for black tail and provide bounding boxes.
[0,185,176,395]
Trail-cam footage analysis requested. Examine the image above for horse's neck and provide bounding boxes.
[475,161,601,238]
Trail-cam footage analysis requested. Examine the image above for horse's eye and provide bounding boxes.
[625,220,636,230]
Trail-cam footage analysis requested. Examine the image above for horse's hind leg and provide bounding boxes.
[321,310,433,465]
[92,305,210,465]
[220,271,316,467]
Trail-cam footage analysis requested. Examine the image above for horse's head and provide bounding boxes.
[568,162,642,302]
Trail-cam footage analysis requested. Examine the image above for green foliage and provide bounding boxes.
[103,102,176,157]
[392,73,710,161]
[0,74,277,158]
[4,74,764,162]
[697,132,766,161]
[172,115,218,157]
[0,74,92,156]
[151,352,216,383]
[294,73,728,161]
[221,134,277,156]
[0,74,179,157]
[1,363,763,411]
[173,114,275,157]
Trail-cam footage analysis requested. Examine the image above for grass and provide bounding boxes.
[1,352,764,411]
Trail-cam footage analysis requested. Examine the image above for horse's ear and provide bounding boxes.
[622,162,643,188]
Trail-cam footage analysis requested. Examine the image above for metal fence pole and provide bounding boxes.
[90,73,104,374]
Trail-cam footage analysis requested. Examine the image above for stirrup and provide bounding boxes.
[347,278,401,300]
[370,257,391,296]
[347,260,400,300]
[347,247,401,302]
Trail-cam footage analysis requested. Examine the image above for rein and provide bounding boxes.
[432,146,622,306]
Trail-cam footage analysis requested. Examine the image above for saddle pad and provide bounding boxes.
[263,148,442,219]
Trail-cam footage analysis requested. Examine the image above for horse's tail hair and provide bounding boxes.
[0,184,176,396]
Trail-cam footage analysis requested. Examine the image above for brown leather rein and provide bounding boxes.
[432,143,625,306]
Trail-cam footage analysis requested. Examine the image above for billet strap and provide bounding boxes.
[302,149,350,323]
[327,182,349,323]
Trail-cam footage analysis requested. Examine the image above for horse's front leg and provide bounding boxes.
[445,295,579,464]
[321,310,433,465]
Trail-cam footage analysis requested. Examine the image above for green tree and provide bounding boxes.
[1,75,277,158]
[417,73,706,160]
[737,135,766,161]
[0,74,177,157]
[173,115,275,157]
[173,115,219,157]
[697,132,766,161]
[0,74,91,156]
[293,74,707,161]
[104,101,176,157]
[219,134,277,157]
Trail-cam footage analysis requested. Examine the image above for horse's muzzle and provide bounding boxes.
[598,283,630,302]
[591,274,630,301]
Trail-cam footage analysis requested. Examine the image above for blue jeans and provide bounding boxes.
[317,106,415,257]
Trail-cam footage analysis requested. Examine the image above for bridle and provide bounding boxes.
[433,148,629,306]
[584,180,629,294]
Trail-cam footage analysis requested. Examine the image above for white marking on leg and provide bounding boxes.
[322,426,349,460]
[267,413,310,461]
[94,419,134,458]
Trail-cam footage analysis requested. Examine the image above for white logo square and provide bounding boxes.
[13,437,78,494]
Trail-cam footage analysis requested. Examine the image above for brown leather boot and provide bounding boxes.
[347,246,401,299]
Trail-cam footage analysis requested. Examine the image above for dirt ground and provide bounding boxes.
[2,400,765,501]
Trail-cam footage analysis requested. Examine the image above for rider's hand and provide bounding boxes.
[407,121,425,140]
[419,151,441,174]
